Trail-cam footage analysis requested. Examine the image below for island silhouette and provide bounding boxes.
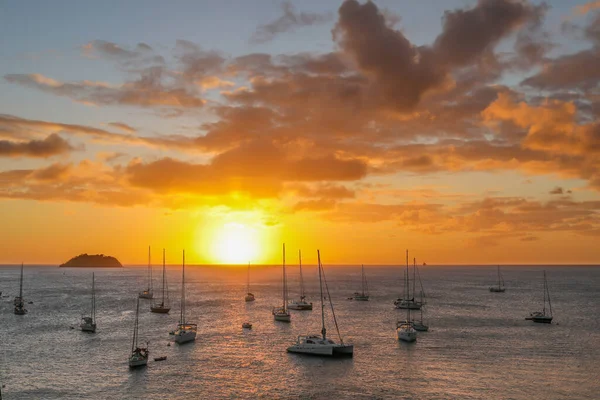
[59,254,123,268]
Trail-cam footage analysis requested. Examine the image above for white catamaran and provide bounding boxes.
[288,250,313,310]
[14,263,27,315]
[151,249,171,314]
[245,263,255,302]
[287,250,354,357]
[139,246,153,299]
[272,243,291,322]
[352,264,370,301]
[172,250,197,344]
[489,265,506,292]
[525,270,553,324]
[129,297,149,368]
[80,273,97,333]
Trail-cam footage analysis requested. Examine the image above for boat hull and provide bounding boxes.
[80,324,97,333]
[489,287,505,292]
[245,295,255,302]
[150,306,170,314]
[394,301,422,310]
[526,316,553,323]
[287,344,354,357]
[288,302,313,310]
[139,292,153,299]
[14,308,27,315]
[398,330,417,342]
[353,295,369,301]
[274,314,291,322]
[128,358,148,368]
[174,331,196,344]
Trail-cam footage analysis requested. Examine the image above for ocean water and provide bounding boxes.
[0,264,599,399]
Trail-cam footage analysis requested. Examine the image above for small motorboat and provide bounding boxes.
[242,322,252,329]
[154,356,167,362]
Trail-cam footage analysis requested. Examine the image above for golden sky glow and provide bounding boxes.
[1,1,600,265]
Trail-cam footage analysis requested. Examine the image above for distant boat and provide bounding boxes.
[172,250,197,344]
[352,264,369,301]
[129,298,149,368]
[489,265,506,292]
[288,250,313,310]
[394,250,424,310]
[14,263,27,315]
[244,263,255,302]
[272,244,291,322]
[80,273,97,333]
[398,258,429,331]
[242,322,252,329]
[287,249,354,357]
[525,270,553,324]
[151,249,171,314]
[139,246,154,299]
[154,356,167,362]
[397,251,417,342]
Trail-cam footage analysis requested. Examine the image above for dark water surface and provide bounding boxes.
[0,264,599,399]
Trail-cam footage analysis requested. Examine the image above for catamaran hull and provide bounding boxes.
[174,331,196,344]
[150,306,170,314]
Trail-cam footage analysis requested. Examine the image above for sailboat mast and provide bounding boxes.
[92,273,96,323]
[247,262,250,294]
[19,263,23,298]
[361,264,366,296]
[282,243,287,311]
[132,298,139,352]
[406,251,410,322]
[162,249,166,304]
[317,249,326,340]
[497,266,501,290]
[546,271,553,317]
[180,250,185,325]
[413,257,416,301]
[299,250,304,299]
[148,246,152,292]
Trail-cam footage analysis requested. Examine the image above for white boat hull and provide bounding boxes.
[288,301,313,310]
[129,358,148,368]
[397,329,417,342]
[274,313,291,322]
[287,336,353,357]
[174,330,196,344]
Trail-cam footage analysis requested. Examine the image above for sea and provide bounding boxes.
[0,264,599,399]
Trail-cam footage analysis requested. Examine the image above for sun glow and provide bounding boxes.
[212,222,260,264]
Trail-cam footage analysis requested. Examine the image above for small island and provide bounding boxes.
[59,253,123,268]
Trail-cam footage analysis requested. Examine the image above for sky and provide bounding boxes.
[1,0,600,265]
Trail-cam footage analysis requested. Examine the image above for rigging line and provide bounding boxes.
[320,261,344,345]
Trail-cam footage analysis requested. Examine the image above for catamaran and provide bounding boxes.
[394,250,424,310]
[288,250,313,310]
[14,263,27,315]
[287,249,354,357]
[272,243,291,322]
[172,250,197,344]
[525,270,553,324]
[352,264,369,301]
[129,298,149,368]
[245,263,255,302]
[489,265,506,292]
[397,251,417,342]
[398,258,429,331]
[80,273,97,333]
[151,249,170,314]
[139,246,153,299]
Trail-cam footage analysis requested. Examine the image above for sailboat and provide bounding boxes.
[352,264,370,301]
[272,243,291,322]
[398,258,429,331]
[244,263,255,302]
[172,250,197,344]
[287,249,354,357]
[80,273,97,333]
[288,250,313,310]
[139,246,153,299]
[394,250,423,310]
[129,298,149,368]
[396,251,417,342]
[525,270,553,324]
[489,265,506,292]
[150,249,170,314]
[14,263,27,315]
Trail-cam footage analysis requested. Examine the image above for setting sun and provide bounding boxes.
[211,223,260,264]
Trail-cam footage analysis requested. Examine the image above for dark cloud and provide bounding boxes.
[0,134,74,158]
[251,2,331,43]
